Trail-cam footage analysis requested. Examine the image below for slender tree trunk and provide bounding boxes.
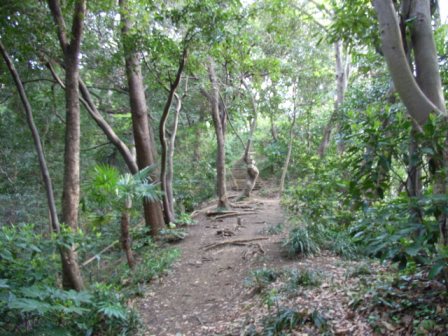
[407,127,423,222]
[120,0,165,236]
[158,50,187,224]
[206,58,230,209]
[269,111,278,142]
[165,92,183,220]
[318,40,349,157]
[239,81,259,199]
[0,40,60,234]
[193,106,206,166]
[279,110,298,196]
[48,0,85,291]
[121,197,135,269]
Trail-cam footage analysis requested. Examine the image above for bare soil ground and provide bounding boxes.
[138,195,373,335]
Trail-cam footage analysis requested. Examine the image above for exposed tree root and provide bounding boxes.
[212,211,257,220]
[202,237,269,251]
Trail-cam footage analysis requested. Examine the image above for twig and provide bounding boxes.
[81,240,119,267]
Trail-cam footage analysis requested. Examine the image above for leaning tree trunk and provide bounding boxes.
[120,0,165,236]
[206,58,230,209]
[48,0,85,291]
[0,40,60,235]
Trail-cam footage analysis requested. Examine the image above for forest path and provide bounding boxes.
[138,195,372,335]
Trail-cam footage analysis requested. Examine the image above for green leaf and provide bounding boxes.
[97,303,127,320]
[0,279,9,289]
[429,261,446,279]
[9,298,53,313]
[405,243,420,257]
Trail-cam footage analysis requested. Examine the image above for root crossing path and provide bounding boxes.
[138,197,372,335]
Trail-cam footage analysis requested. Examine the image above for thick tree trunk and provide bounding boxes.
[159,50,187,224]
[409,0,448,244]
[206,58,230,209]
[374,0,447,244]
[46,62,138,174]
[48,0,85,291]
[120,0,165,236]
[121,197,135,269]
[373,0,443,125]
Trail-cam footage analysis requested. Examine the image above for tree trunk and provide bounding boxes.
[279,110,298,196]
[121,197,135,269]
[166,92,183,220]
[409,0,448,244]
[46,61,138,174]
[206,58,230,209]
[48,0,85,291]
[373,0,443,126]
[239,81,259,199]
[318,40,349,158]
[0,40,60,234]
[120,0,165,236]
[159,49,187,224]
[374,0,447,244]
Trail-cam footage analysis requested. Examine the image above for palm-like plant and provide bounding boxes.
[90,165,161,269]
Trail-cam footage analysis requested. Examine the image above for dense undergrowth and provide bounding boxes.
[0,222,179,335]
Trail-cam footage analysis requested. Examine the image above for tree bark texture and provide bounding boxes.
[48,0,86,291]
[207,58,230,209]
[120,0,165,236]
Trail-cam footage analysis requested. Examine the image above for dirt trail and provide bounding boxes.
[138,196,372,335]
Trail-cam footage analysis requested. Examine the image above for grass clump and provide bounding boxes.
[285,269,322,289]
[283,226,320,257]
[260,307,328,335]
[245,268,281,293]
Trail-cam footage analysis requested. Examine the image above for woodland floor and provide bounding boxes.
[136,191,384,336]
